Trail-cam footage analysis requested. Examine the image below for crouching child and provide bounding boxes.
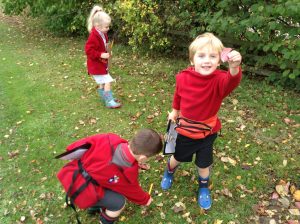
[57,128,162,224]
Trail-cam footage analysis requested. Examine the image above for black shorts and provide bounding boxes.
[174,133,217,168]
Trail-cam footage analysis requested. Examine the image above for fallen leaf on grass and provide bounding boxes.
[8,150,20,158]
[119,216,126,222]
[232,99,238,105]
[156,202,163,207]
[290,184,297,194]
[253,204,267,216]
[241,163,252,170]
[275,183,289,197]
[20,216,26,222]
[287,220,299,224]
[89,118,97,124]
[271,192,279,200]
[293,190,300,201]
[265,209,276,216]
[182,212,190,218]
[221,188,233,198]
[181,170,190,177]
[172,202,186,213]
[220,156,237,166]
[213,219,223,224]
[237,184,253,193]
[289,208,300,216]
[160,212,166,219]
[278,197,290,208]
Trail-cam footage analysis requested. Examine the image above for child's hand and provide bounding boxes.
[146,197,153,206]
[227,50,242,76]
[168,109,179,122]
[100,53,110,59]
[227,50,242,69]
[138,162,150,170]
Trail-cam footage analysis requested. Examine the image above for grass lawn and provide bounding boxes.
[0,13,299,224]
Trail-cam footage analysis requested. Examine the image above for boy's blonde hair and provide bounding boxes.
[189,32,224,64]
[129,129,162,157]
[87,5,111,33]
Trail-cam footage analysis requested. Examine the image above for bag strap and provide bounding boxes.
[65,135,115,224]
[65,166,81,224]
[65,160,99,224]
[70,161,99,202]
[176,117,212,132]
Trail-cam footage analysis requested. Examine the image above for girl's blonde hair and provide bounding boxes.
[87,5,111,33]
[189,32,224,63]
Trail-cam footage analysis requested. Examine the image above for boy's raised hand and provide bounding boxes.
[227,50,242,76]
[227,50,242,69]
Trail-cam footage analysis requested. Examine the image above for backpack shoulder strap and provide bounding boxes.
[65,160,99,224]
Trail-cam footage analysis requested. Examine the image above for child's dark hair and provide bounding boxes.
[130,128,162,157]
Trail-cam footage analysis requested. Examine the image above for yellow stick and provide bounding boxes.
[111,40,114,49]
[148,183,153,194]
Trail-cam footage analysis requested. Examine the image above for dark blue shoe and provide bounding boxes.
[198,187,211,210]
[161,169,174,190]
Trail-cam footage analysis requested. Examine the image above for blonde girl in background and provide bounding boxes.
[85,5,121,109]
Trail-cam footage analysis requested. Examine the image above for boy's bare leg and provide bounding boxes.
[105,204,125,218]
[197,167,209,178]
[169,155,180,170]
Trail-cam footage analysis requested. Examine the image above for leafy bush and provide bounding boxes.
[2,0,299,88]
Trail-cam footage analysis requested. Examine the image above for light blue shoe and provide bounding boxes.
[103,91,121,109]
[108,90,120,102]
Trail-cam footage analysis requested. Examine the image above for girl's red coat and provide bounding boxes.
[85,27,108,75]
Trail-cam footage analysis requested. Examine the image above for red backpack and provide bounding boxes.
[56,134,127,223]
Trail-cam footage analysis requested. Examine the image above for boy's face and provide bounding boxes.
[193,46,220,76]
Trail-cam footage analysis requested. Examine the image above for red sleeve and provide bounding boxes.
[85,33,104,61]
[172,76,181,110]
[115,182,150,205]
[218,67,242,98]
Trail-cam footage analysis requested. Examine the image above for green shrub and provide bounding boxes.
[2,0,299,89]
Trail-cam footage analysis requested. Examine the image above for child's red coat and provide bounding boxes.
[57,133,150,209]
[85,27,108,75]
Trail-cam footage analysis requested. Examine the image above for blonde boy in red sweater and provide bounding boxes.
[161,33,242,210]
